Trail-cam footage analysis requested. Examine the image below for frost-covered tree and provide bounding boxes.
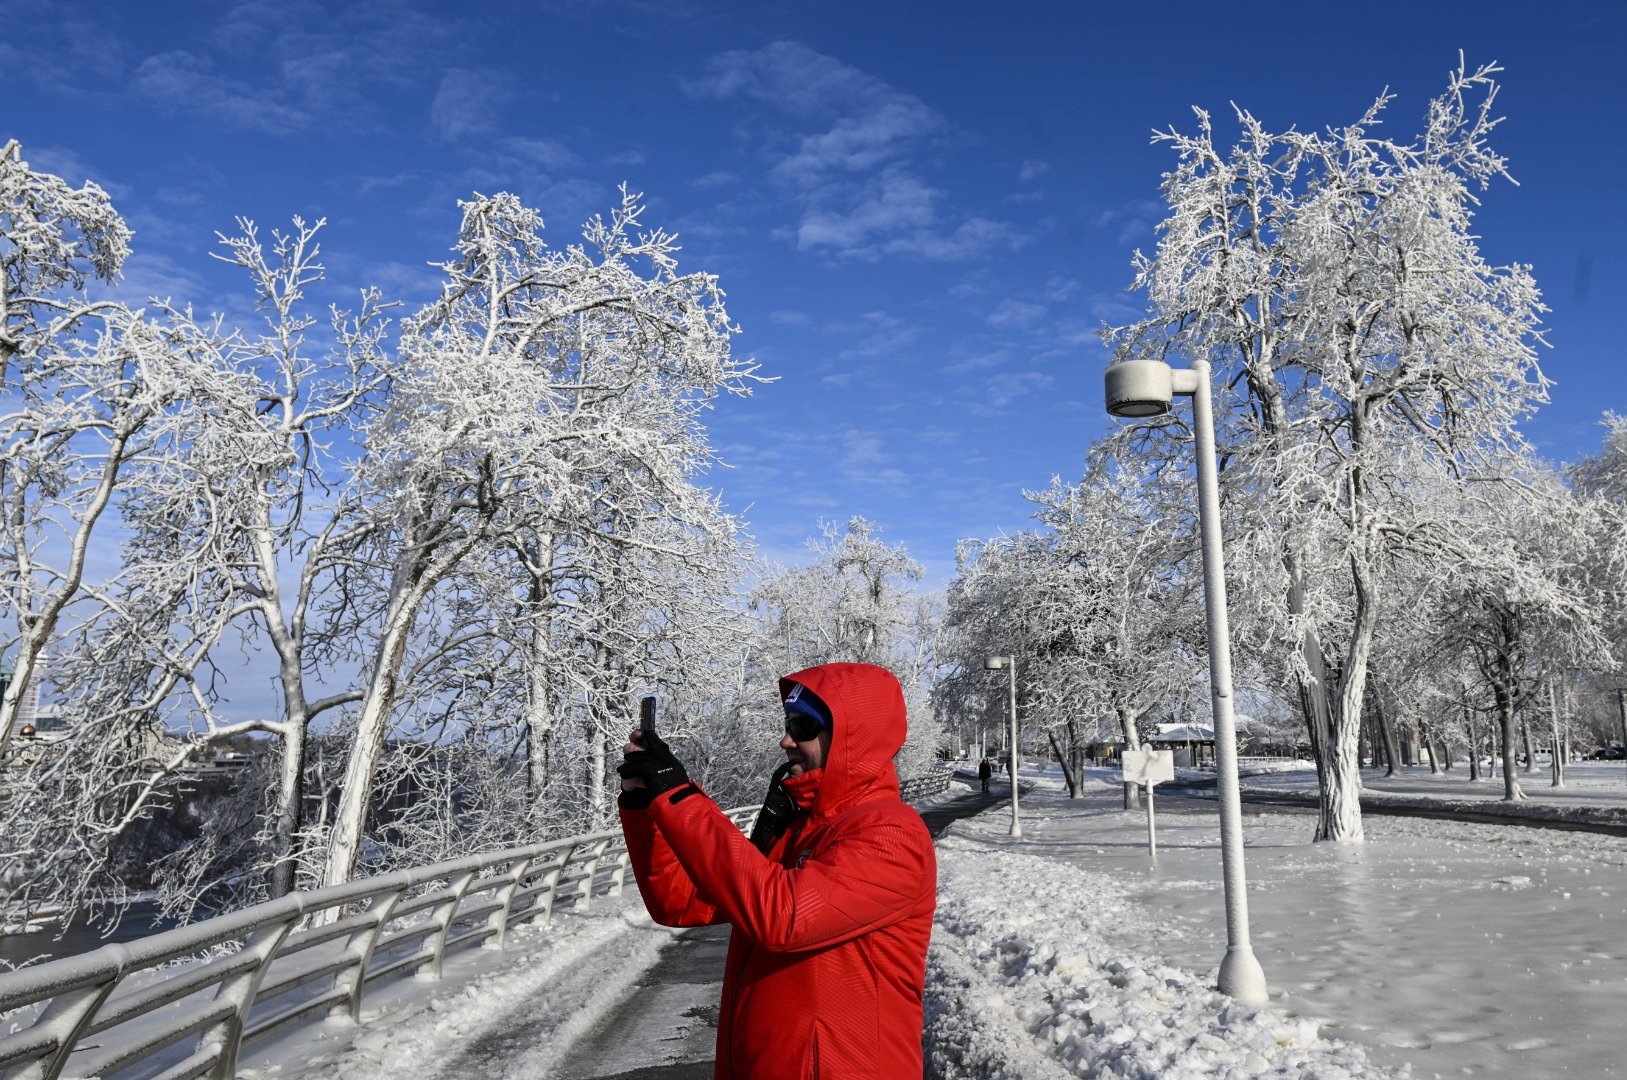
[1104,59,1549,840]
[315,190,757,892]
[747,518,943,777]
[1572,413,1627,503]
[1428,465,1622,801]
[0,140,136,762]
[0,147,283,922]
[939,454,1200,804]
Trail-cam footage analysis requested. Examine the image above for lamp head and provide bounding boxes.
[1104,359,1174,418]
[984,656,1008,670]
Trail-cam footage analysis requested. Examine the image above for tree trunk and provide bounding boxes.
[1317,555,1380,843]
[1494,680,1525,802]
[1373,685,1399,778]
[269,719,306,899]
[1463,685,1481,781]
[1118,706,1142,810]
[522,533,558,833]
[1290,575,1346,836]
[316,526,463,901]
[1048,731,1078,797]
[1560,683,1572,764]
[264,587,319,900]
[1548,681,1565,788]
[1519,712,1535,773]
[1618,689,1627,785]
[1421,720,1441,775]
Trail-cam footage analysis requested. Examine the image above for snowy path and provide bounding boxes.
[238,904,679,1080]
[241,786,999,1080]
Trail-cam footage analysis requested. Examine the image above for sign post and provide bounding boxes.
[1121,748,1175,859]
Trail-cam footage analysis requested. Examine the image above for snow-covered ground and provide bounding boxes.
[945,766,1627,1079]
[239,770,1627,1078]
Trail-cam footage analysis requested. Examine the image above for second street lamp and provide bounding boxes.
[1105,357,1269,1006]
[984,655,1022,837]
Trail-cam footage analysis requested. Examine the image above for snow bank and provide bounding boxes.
[927,833,1391,1079]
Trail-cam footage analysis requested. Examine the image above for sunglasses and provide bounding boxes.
[783,712,825,742]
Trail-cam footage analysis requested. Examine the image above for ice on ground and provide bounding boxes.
[955,768,1627,1079]
[927,832,1385,1079]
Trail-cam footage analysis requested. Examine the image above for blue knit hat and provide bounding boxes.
[783,682,833,731]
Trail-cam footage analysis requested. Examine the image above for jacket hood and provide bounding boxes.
[779,662,906,816]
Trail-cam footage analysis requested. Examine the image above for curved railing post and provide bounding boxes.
[573,838,612,911]
[9,963,125,1080]
[485,856,534,951]
[419,871,477,981]
[607,842,632,898]
[534,842,573,926]
[206,916,298,1079]
[333,887,405,1021]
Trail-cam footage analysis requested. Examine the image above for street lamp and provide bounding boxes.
[984,655,1021,837]
[1105,357,1269,1006]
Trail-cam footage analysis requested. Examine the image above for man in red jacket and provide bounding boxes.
[617,662,937,1079]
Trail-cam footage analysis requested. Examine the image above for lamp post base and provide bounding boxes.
[1218,947,1269,1006]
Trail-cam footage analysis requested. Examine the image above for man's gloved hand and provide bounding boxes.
[617,729,691,802]
[749,762,796,853]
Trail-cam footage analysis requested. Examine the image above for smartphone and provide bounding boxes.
[639,695,658,746]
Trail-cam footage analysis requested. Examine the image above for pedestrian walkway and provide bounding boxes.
[555,781,1004,1079]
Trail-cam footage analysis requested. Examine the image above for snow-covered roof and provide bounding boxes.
[1149,722,1214,742]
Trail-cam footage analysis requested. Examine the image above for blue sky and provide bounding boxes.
[5,0,1622,585]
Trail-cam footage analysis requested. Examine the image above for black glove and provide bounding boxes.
[617,728,691,801]
[749,762,797,854]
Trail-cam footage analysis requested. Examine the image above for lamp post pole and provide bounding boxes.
[1617,688,1626,784]
[986,655,1022,837]
[1105,357,1268,1006]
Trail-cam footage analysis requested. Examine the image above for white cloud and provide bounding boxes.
[1018,159,1050,183]
[688,41,1019,262]
[795,168,939,254]
[430,68,516,142]
[17,146,133,201]
[983,370,1054,410]
[838,311,918,361]
[500,136,579,171]
[134,50,311,133]
[692,170,739,190]
[1095,198,1166,246]
[986,299,1047,329]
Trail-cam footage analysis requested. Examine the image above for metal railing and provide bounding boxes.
[0,806,758,1080]
[900,761,955,803]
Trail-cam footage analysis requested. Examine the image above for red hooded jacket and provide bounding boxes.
[620,662,937,1079]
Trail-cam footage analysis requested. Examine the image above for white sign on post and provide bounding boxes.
[1120,749,1175,859]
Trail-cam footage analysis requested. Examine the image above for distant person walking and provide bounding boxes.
[978,756,992,793]
[618,662,937,1079]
